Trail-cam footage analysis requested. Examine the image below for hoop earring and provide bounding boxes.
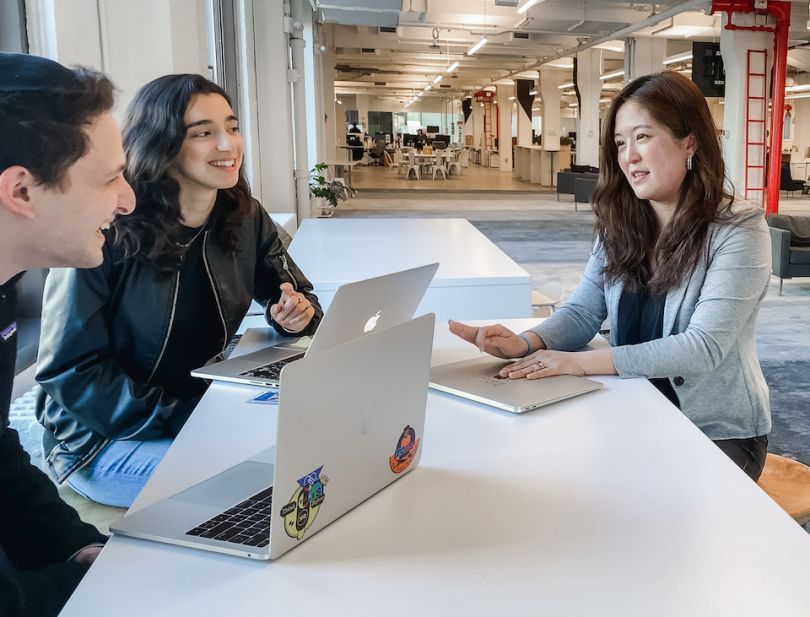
[686,155,693,171]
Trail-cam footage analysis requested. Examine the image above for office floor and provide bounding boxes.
[350,161,539,192]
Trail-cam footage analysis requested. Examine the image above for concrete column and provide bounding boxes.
[473,99,485,150]
[575,48,601,168]
[497,85,514,171]
[515,79,534,147]
[540,68,564,151]
[720,12,773,204]
[625,37,666,82]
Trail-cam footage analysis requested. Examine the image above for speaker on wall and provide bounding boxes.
[691,42,725,98]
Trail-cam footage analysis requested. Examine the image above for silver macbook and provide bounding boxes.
[112,312,435,560]
[429,356,602,413]
[191,262,439,387]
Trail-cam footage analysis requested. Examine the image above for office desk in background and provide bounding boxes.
[289,218,532,320]
[60,319,810,617]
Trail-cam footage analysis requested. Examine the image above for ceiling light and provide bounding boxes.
[517,0,546,15]
[433,75,443,84]
[786,84,810,93]
[785,93,810,100]
[514,17,531,29]
[446,62,460,73]
[508,96,515,100]
[599,70,624,81]
[558,82,574,90]
[529,89,537,96]
[467,38,488,56]
[598,98,610,103]
[651,13,716,38]
[425,85,431,91]
[568,102,578,108]
[662,52,693,66]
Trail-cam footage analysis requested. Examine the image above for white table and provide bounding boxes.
[288,218,532,320]
[60,319,810,616]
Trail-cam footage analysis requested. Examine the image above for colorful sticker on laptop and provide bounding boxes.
[389,425,420,474]
[279,466,329,540]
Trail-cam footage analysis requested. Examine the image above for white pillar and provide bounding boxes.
[625,37,667,82]
[576,48,601,168]
[515,79,534,147]
[497,85,514,171]
[319,25,337,161]
[540,68,564,151]
[356,94,370,136]
[719,13,774,204]
[473,98,485,150]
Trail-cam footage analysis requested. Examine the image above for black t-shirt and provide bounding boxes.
[615,282,680,408]
[149,225,226,410]
[0,274,22,431]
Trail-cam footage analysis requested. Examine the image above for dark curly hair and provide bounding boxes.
[592,71,735,295]
[115,74,251,273]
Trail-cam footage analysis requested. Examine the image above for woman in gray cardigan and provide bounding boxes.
[450,71,771,481]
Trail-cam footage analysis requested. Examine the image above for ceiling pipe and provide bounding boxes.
[502,0,712,79]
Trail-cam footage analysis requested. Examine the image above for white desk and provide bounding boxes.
[289,218,531,320]
[61,319,810,616]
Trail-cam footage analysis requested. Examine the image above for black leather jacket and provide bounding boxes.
[35,200,322,484]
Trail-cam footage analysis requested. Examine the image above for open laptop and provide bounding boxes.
[191,262,439,387]
[429,356,602,413]
[112,312,435,560]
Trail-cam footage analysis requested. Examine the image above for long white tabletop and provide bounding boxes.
[288,218,531,320]
[60,319,810,616]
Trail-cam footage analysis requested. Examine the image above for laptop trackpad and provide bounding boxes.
[170,461,274,509]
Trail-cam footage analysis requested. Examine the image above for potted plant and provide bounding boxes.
[309,163,355,217]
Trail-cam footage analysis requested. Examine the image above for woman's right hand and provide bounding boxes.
[448,320,530,359]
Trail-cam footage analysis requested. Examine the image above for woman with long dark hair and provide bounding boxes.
[451,71,771,480]
[36,74,322,507]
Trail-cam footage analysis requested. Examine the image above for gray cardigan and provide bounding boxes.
[532,207,771,440]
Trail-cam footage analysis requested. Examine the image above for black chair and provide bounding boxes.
[368,140,386,166]
[780,163,804,196]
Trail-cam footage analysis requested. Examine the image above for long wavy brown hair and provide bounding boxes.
[591,71,734,295]
[115,74,251,274]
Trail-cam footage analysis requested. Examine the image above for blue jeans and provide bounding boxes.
[67,438,173,508]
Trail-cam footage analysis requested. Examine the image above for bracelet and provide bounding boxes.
[517,332,534,356]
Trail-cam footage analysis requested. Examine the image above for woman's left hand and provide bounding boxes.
[499,350,586,379]
[270,282,315,333]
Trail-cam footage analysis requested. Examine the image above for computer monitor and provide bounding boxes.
[432,140,446,150]
[403,134,417,147]
[426,125,440,134]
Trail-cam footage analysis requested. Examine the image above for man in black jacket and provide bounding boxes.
[0,53,135,616]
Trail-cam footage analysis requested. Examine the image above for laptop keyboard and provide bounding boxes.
[185,486,273,547]
[240,353,304,381]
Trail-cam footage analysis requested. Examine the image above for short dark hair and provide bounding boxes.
[0,53,115,188]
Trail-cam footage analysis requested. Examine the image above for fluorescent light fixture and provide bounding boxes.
[517,0,545,15]
[493,100,498,104]
[558,82,574,90]
[514,17,531,29]
[425,85,431,91]
[568,102,578,108]
[786,84,810,93]
[335,99,342,105]
[433,75,443,84]
[599,69,624,81]
[446,62,460,73]
[598,98,610,103]
[662,52,693,66]
[529,89,537,96]
[467,38,488,56]
[508,96,515,100]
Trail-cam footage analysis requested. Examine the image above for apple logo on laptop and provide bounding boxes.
[364,310,381,333]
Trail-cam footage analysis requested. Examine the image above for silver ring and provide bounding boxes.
[533,362,542,371]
